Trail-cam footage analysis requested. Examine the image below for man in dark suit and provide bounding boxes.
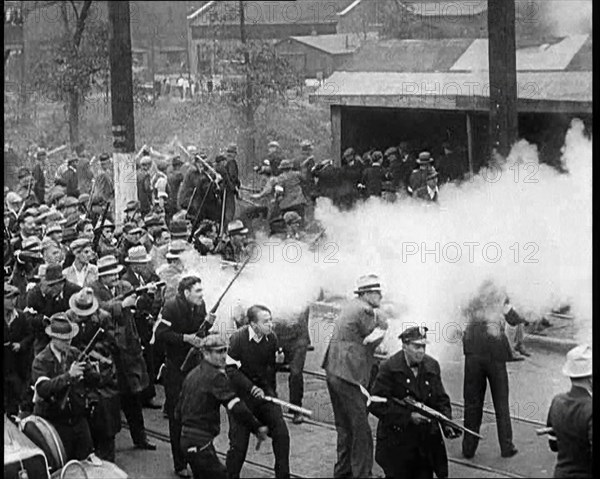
[4,284,34,416]
[369,326,461,479]
[215,146,240,227]
[32,149,46,204]
[546,345,592,478]
[461,280,520,459]
[62,157,80,198]
[321,274,389,478]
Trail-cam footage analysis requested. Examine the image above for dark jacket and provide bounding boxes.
[369,351,452,478]
[167,169,184,213]
[31,344,96,422]
[361,164,387,197]
[27,281,82,355]
[313,164,342,201]
[176,359,261,447]
[321,297,386,388]
[4,309,34,382]
[463,312,516,362]
[547,386,592,478]
[216,159,240,193]
[408,165,437,195]
[136,170,153,216]
[94,171,114,202]
[156,294,208,369]
[389,157,414,190]
[62,166,80,198]
[32,162,45,204]
[227,325,279,400]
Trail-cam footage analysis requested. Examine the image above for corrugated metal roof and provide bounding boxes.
[313,71,592,104]
[451,35,590,71]
[287,33,376,55]
[342,38,474,72]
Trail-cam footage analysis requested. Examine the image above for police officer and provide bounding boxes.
[546,344,592,478]
[176,333,268,479]
[369,326,461,479]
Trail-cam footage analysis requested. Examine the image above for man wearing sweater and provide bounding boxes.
[225,305,290,479]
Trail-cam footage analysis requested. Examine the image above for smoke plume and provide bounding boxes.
[537,0,593,37]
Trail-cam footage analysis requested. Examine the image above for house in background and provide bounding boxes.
[275,32,377,79]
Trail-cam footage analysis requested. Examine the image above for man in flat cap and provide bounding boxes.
[414,171,440,202]
[545,345,592,478]
[62,238,98,287]
[369,326,461,479]
[321,274,389,478]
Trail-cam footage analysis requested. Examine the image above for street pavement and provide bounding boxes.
[113,342,565,478]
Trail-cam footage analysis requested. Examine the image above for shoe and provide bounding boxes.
[292,413,304,424]
[143,399,162,409]
[462,450,475,459]
[515,346,531,357]
[134,440,157,450]
[175,468,191,478]
[501,447,518,458]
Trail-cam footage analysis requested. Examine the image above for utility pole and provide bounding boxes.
[487,0,518,158]
[108,0,137,226]
[239,0,255,177]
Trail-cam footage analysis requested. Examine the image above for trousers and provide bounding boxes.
[182,441,227,479]
[326,374,373,478]
[165,361,186,471]
[52,416,94,461]
[226,401,290,478]
[462,354,515,456]
[120,392,147,445]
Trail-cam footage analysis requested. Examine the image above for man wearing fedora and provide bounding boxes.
[369,326,461,479]
[546,344,592,478]
[414,170,440,202]
[30,312,96,461]
[215,220,252,264]
[156,275,216,477]
[321,274,389,478]
[117,223,151,264]
[62,238,99,287]
[123,200,144,228]
[67,287,121,462]
[122,245,163,410]
[88,255,157,451]
[27,264,82,355]
[157,240,187,299]
[408,151,437,197]
[4,284,34,418]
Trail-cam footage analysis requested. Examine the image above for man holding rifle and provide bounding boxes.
[368,326,461,479]
[225,304,290,479]
[30,312,99,461]
[176,333,269,479]
[155,276,216,478]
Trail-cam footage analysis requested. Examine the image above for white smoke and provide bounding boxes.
[180,120,591,352]
[537,0,593,37]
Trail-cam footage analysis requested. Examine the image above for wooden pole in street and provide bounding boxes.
[108,1,137,226]
[487,0,518,159]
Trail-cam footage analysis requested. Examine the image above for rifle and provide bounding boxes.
[92,201,110,251]
[359,384,483,439]
[114,281,166,302]
[180,255,252,373]
[185,187,198,217]
[59,327,105,410]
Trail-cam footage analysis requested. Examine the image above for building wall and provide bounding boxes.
[275,39,353,78]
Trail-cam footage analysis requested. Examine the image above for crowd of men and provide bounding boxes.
[3,139,591,479]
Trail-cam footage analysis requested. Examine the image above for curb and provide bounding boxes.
[523,334,579,354]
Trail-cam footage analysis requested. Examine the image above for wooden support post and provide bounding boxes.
[331,105,342,165]
[108,1,137,226]
[487,0,518,158]
[466,111,474,176]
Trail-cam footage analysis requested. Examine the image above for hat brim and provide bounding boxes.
[354,288,382,294]
[165,252,183,260]
[562,365,592,378]
[403,338,429,345]
[416,158,433,164]
[125,255,152,264]
[98,264,124,276]
[45,322,79,340]
[45,277,66,285]
[69,296,99,317]
[229,228,249,236]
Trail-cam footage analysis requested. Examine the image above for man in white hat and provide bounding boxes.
[321,274,389,478]
[545,345,592,478]
[30,312,96,461]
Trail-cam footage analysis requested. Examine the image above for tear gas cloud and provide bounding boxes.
[179,120,591,355]
[538,0,592,37]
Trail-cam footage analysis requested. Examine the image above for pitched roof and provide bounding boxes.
[343,38,474,72]
[451,35,590,71]
[286,33,377,55]
[189,0,356,25]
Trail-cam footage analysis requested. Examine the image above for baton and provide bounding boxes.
[263,396,313,417]
[536,427,554,436]
[47,144,67,157]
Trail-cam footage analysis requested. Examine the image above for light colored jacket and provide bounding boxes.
[62,263,98,288]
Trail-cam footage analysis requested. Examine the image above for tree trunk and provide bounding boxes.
[68,90,80,147]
